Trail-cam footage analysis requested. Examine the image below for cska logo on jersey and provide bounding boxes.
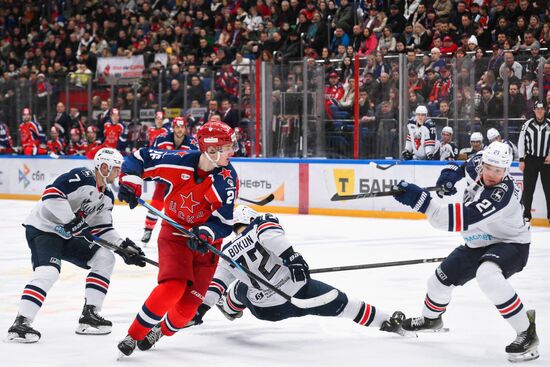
[218,168,232,180]
[179,192,200,214]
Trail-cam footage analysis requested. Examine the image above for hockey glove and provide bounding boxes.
[115,238,146,267]
[188,226,213,254]
[392,181,431,213]
[402,150,413,160]
[118,174,143,209]
[63,216,94,244]
[183,304,211,328]
[282,252,310,282]
[435,165,462,198]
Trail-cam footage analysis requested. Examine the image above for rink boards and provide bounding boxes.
[0,155,547,226]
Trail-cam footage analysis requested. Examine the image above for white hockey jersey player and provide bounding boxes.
[428,152,530,248]
[205,213,302,308]
[404,105,436,160]
[24,166,124,245]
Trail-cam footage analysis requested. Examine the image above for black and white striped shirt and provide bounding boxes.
[518,117,550,160]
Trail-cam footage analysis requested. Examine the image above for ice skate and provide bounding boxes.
[401,316,449,332]
[75,304,112,335]
[6,315,41,343]
[380,311,415,337]
[141,228,152,244]
[117,334,137,357]
[137,324,163,351]
[506,310,539,363]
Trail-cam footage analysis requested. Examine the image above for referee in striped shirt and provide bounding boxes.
[518,101,550,222]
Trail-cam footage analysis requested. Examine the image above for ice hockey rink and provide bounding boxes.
[0,199,548,367]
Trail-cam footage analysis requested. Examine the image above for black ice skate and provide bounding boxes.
[75,304,112,335]
[380,311,414,337]
[401,316,449,332]
[141,229,152,244]
[118,335,137,357]
[6,315,41,343]
[137,324,163,351]
[216,302,243,321]
[506,310,539,363]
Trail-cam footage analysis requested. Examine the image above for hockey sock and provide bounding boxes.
[144,189,165,230]
[422,274,453,319]
[18,266,59,322]
[144,212,158,230]
[339,298,388,328]
[85,248,115,311]
[128,279,187,340]
[223,285,246,315]
[476,261,529,334]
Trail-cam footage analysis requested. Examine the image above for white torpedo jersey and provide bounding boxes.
[23,167,123,245]
[204,214,303,308]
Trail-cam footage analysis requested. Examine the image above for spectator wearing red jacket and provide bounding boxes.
[19,108,47,156]
[440,35,458,55]
[325,72,345,119]
[46,126,66,155]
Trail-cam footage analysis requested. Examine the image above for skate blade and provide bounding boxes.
[5,332,40,343]
[508,348,540,363]
[416,327,450,333]
[75,324,112,335]
[397,328,418,338]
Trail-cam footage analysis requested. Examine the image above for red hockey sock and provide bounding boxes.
[128,279,186,340]
[160,293,202,336]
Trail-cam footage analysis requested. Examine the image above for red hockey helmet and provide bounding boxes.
[172,116,187,128]
[111,108,119,115]
[197,121,237,153]
[86,125,98,133]
[70,127,80,136]
[50,126,60,134]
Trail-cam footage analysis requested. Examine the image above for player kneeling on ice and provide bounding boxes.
[136,205,408,351]
[6,148,146,343]
[392,141,538,363]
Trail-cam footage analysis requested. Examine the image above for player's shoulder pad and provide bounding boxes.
[212,163,238,187]
[48,167,96,195]
[424,119,436,128]
[255,213,284,236]
[479,179,514,209]
[103,186,115,203]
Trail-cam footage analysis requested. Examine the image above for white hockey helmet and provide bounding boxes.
[486,128,501,143]
[482,141,512,168]
[470,132,483,142]
[233,205,260,226]
[415,105,428,115]
[94,148,123,177]
[442,126,453,135]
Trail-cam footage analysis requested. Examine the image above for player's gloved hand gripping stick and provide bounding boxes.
[137,198,339,309]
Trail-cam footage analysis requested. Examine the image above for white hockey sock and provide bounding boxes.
[224,285,246,314]
[18,266,59,322]
[476,261,529,334]
[422,274,454,319]
[339,298,388,328]
[85,248,115,311]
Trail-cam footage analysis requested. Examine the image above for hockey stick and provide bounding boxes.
[237,193,275,206]
[91,235,159,267]
[330,186,441,201]
[310,257,446,274]
[137,198,338,309]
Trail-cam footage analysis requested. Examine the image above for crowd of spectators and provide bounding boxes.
[0,0,549,159]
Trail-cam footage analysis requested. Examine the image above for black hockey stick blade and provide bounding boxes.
[238,193,275,206]
[92,236,159,267]
[330,186,441,201]
[310,257,446,274]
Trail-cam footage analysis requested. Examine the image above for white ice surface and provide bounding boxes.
[0,199,548,367]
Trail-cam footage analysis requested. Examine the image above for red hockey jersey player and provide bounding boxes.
[116,121,239,356]
[85,126,103,159]
[46,126,66,155]
[141,116,199,244]
[102,108,127,151]
[147,111,170,146]
[19,108,47,155]
[65,128,87,155]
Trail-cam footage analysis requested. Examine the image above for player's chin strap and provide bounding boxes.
[204,150,221,168]
[136,198,339,309]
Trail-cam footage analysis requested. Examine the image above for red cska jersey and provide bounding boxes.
[122,149,239,239]
[103,120,127,149]
[147,126,169,146]
[65,140,87,155]
[47,139,66,155]
[19,121,46,149]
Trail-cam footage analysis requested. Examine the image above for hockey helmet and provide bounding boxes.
[441,126,453,135]
[486,128,501,143]
[172,116,187,128]
[233,205,260,226]
[470,132,483,142]
[94,148,124,177]
[197,121,238,153]
[415,105,428,115]
[482,141,512,169]
[70,127,80,136]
